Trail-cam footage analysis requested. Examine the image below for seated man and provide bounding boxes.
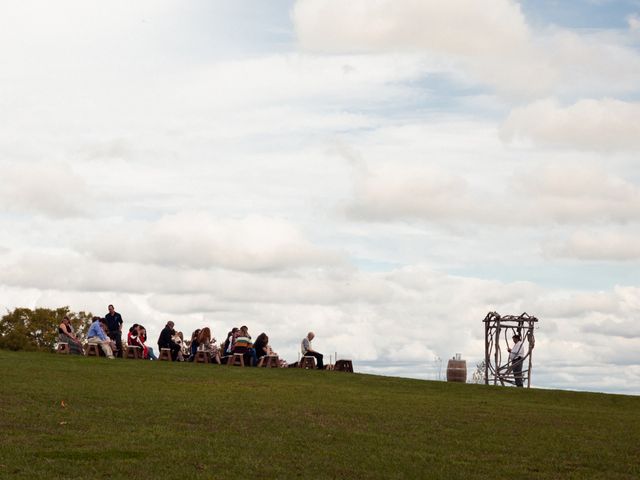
[86,317,115,359]
[157,321,181,361]
[301,331,323,369]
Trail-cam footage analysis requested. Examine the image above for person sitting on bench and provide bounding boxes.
[157,321,181,361]
[301,332,323,369]
[86,316,115,359]
[232,326,257,366]
[58,315,84,355]
[254,333,269,362]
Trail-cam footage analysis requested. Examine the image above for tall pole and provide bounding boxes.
[494,323,500,386]
[484,321,489,385]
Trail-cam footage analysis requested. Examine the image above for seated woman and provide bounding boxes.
[188,329,201,362]
[127,324,140,346]
[197,327,221,364]
[253,333,269,362]
[58,316,84,355]
[137,325,157,360]
[222,327,238,362]
[172,331,186,361]
[231,325,257,366]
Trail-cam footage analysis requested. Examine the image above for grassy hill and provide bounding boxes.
[0,350,638,479]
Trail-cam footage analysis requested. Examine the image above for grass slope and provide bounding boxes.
[0,350,638,479]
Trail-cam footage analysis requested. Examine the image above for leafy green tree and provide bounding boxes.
[0,307,93,351]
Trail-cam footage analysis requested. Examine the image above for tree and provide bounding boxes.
[0,307,93,351]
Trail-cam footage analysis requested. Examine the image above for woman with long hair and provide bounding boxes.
[188,328,201,362]
[197,327,221,364]
[253,332,269,361]
[137,325,157,360]
[58,316,84,355]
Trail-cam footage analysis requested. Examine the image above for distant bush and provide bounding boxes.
[0,307,93,351]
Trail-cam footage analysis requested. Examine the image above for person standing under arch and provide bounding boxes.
[508,334,525,387]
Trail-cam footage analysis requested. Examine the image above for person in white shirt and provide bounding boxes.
[508,334,525,387]
[301,332,324,369]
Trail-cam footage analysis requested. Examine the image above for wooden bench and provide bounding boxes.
[299,356,316,369]
[258,355,279,368]
[126,345,142,359]
[56,342,70,354]
[194,351,209,364]
[86,343,101,357]
[227,353,245,367]
[159,348,172,361]
[334,359,354,373]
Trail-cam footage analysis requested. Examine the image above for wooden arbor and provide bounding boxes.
[483,311,538,388]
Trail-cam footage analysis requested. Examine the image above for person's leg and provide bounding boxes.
[113,334,122,357]
[108,331,122,357]
[513,358,523,387]
[306,351,323,369]
[99,340,114,358]
[171,345,180,361]
[147,347,157,360]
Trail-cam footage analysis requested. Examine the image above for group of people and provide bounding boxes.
[57,304,326,370]
[156,322,286,367]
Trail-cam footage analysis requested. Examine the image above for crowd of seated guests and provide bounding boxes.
[56,311,289,368]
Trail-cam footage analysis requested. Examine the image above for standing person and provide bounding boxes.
[86,317,115,358]
[58,316,84,355]
[508,334,525,388]
[104,304,123,358]
[301,332,323,370]
[157,321,180,361]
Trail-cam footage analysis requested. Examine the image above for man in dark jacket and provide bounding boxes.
[104,304,123,358]
[157,321,180,361]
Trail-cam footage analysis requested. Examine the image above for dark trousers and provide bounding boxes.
[512,357,523,387]
[244,349,258,367]
[304,351,324,369]
[108,331,123,358]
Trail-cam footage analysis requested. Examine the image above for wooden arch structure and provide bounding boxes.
[483,311,538,388]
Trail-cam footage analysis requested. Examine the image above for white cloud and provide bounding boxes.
[292,0,553,97]
[83,213,342,271]
[345,162,491,223]
[502,99,640,151]
[293,0,531,57]
[0,161,92,218]
[344,157,640,227]
[544,230,640,261]
[292,0,640,98]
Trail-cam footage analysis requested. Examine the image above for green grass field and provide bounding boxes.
[0,350,638,479]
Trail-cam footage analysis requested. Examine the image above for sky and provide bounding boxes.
[1,0,639,395]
